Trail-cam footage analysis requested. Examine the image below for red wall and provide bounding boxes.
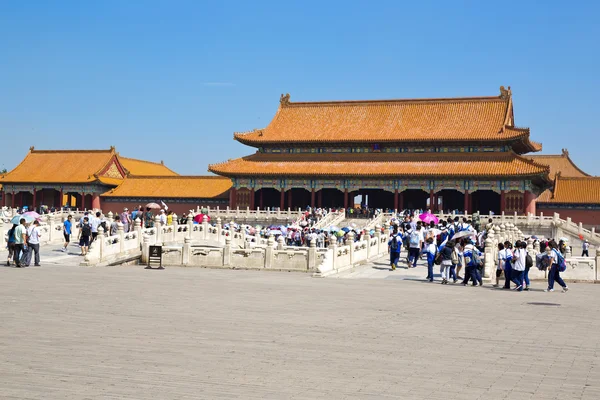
[537,207,600,230]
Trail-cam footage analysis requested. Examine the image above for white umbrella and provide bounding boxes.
[451,231,476,241]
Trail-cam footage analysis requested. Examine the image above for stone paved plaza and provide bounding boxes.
[2,253,600,399]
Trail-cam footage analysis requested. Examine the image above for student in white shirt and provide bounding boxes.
[27,220,42,267]
[494,243,505,287]
[512,241,527,291]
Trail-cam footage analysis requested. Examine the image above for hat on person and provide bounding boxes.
[124,207,128,211]
[160,209,165,213]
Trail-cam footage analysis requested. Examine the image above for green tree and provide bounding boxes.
[0,168,6,174]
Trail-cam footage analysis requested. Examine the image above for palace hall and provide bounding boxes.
[209,86,552,215]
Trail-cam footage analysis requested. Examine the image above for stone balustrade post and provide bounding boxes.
[500,211,505,224]
[534,239,540,255]
[134,218,142,239]
[48,214,56,242]
[365,233,372,260]
[566,244,572,259]
[0,218,5,250]
[97,226,105,261]
[329,234,338,270]
[117,221,125,253]
[216,217,222,243]
[499,224,506,244]
[223,236,231,267]
[154,216,162,244]
[595,249,600,281]
[277,235,285,250]
[578,222,583,235]
[347,231,355,266]
[172,213,178,233]
[107,211,114,224]
[183,237,191,265]
[375,224,382,255]
[202,215,209,240]
[187,214,193,239]
[265,234,274,269]
[484,237,494,278]
[308,238,317,271]
[526,237,534,257]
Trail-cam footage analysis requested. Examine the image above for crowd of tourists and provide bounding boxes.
[5,218,42,268]
[386,212,572,292]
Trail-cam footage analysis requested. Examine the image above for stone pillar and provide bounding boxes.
[484,236,494,278]
[154,216,162,244]
[97,226,105,261]
[347,231,355,266]
[92,194,101,211]
[526,237,534,257]
[311,189,315,208]
[202,215,209,240]
[216,217,222,243]
[141,235,150,264]
[595,249,600,281]
[183,237,191,265]
[107,211,114,224]
[118,221,125,253]
[172,213,178,232]
[223,236,231,267]
[524,191,536,215]
[277,235,285,250]
[187,214,193,239]
[265,234,275,269]
[375,224,382,255]
[308,238,317,271]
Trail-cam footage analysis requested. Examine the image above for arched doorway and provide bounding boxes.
[471,190,501,215]
[287,188,311,210]
[437,190,465,214]
[355,189,394,210]
[403,189,428,211]
[255,188,281,209]
[317,188,344,208]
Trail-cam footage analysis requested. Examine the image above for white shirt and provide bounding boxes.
[513,248,527,271]
[90,217,100,233]
[497,249,504,270]
[27,226,41,244]
[159,213,167,225]
[409,229,424,249]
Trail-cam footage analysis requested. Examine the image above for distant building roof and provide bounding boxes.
[119,157,178,176]
[537,176,600,205]
[234,86,540,153]
[102,175,231,199]
[529,149,590,179]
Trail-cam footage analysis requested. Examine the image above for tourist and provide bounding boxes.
[502,241,513,289]
[5,223,17,266]
[511,241,527,291]
[79,217,91,256]
[13,218,28,268]
[388,227,402,271]
[89,211,101,244]
[120,208,131,232]
[462,240,482,286]
[110,215,121,236]
[493,243,505,287]
[582,240,589,257]
[423,236,437,282]
[545,240,569,293]
[144,207,154,228]
[167,210,173,226]
[523,241,533,291]
[439,240,455,284]
[407,221,424,268]
[159,209,167,226]
[450,239,464,283]
[26,220,42,267]
[62,215,73,252]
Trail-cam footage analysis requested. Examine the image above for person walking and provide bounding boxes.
[462,240,483,286]
[582,240,590,257]
[62,215,73,252]
[423,236,437,282]
[440,240,455,284]
[26,220,42,266]
[493,243,505,287]
[388,227,402,271]
[545,240,569,293]
[5,224,17,266]
[120,208,131,232]
[110,215,121,236]
[407,222,424,268]
[79,217,92,256]
[502,241,513,289]
[13,218,28,268]
[511,241,527,291]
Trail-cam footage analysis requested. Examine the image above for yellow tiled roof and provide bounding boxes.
[209,152,550,178]
[0,148,118,183]
[102,176,231,198]
[529,149,589,179]
[234,87,540,153]
[119,157,178,176]
[538,177,600,204]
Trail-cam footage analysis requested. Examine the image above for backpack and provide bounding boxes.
[434,251,443,265]
[409,231,420,247]
[81,223,91,237]
[390,235,399,251]
[100,221,108,233]
[451,248,459,264]
[525,254,533,269]
[472,250,482,266]
[554,249,567,272]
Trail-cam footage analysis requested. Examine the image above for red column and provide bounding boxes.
[399,191,404,211]
[500,190,506,213]
[279,190,285,209]
[524,191,536,215]
[394,189,399,211]
[310,189,315,208]
[259,189,264,208]
[249,189,255,210]
[287,189,292,209]
[229,188,237,209]
[59,189,63,208]
[0,188,4,208]
[429,190,434,212]
[92,194,101,210]
[464,190,470,214]
[343,189,349,209]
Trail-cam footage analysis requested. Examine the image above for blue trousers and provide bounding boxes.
[503,264,512,288]
[524,267,530,287]
[427,261,434,280]
[390,251,400,268]
[408,248,420,267]
[450,265,457,281]
[548,265,567,290]
[511,269,524,290]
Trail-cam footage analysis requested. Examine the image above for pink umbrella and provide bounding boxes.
[419,213,439,225]
[193,214,211,223]
[22,211,42,220]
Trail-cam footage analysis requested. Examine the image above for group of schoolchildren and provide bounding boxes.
[5,218,43,268]
[388,215,484,286]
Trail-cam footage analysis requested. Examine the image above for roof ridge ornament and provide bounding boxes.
[29,146,35,152]
[280,93,290,107]
[561,148,569,157]
[499,86,511,99]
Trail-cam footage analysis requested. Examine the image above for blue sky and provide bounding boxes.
[1,1,599,175]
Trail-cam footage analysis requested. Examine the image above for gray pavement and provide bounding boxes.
[2,260,600,399]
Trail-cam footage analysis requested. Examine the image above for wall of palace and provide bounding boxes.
[537,206,600,230]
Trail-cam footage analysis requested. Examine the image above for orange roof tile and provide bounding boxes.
[529,149,589,179]
[538,176,600,204]
[118,157,178,176]
[209,152,550,178]
[234,87,540,152]
[1,147,118,183]
[102,176,231,199]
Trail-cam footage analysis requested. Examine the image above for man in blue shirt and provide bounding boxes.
[62,215,72,252]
